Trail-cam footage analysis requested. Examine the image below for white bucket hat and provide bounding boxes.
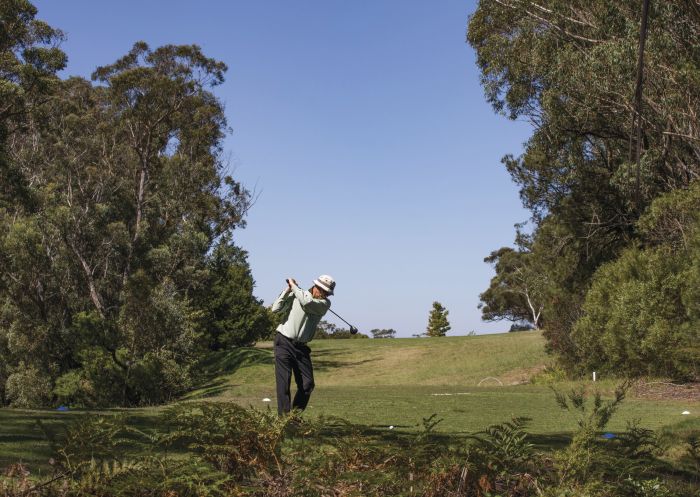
[313,274,335,295]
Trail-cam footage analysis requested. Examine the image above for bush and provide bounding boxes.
[530,363,568,385]
[5,364,52,408]
[570,184,700,380]
[127,351,193,405]
[574,246,699,380]
[53,370,89,408]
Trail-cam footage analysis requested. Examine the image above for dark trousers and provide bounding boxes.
[274,332,315,415]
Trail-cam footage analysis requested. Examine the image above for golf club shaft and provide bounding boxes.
[288,278,357,331]
[327,308,355,329]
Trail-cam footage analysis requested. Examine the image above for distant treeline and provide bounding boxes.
[0,1,272,408]
[471,0,699,380]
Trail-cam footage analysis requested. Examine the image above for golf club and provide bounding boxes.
[327,308,359,335]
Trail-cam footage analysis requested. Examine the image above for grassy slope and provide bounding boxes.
[2,331,698,468]
[195,331,548,394]
[189,331,698,435]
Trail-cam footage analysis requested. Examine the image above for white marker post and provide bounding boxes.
[592,371,597,382]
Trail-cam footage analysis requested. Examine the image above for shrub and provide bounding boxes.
[571,246,698,380]
[53,370,89,407]
[163,402,292,482]
[127,351,194,405]
[5,364,52,408]
[569,184,700,381]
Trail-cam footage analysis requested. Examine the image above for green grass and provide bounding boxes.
[2,331,699,469]
[189,331,550,401]
[189,331,698,434]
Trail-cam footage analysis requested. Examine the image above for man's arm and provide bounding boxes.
[289,281,329,316]
[271,287,293,312]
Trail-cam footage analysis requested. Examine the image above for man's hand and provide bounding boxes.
[286,278,297,290]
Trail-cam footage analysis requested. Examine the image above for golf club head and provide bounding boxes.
[350,326,358,335]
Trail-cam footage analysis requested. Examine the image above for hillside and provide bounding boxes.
[188,331,698,435]
[197,331,548,395]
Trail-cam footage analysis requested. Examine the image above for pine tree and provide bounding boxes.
[426,302,451,337]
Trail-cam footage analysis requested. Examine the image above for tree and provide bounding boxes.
[426,302,451,337]
[570,183,700,380]
[315,320,368,339]
[479,246,545,329]
[315,320,339,339]
[0,40,255,407]
[0,0,67,211]
[370,328,397,339]
[0,0,67,406]
[198,240,272,349]
[468,0,700,369]
[480,224,549,330]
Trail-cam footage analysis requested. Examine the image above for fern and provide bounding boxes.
[468,417,534,471]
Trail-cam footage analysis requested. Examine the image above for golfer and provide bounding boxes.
[271,274,335,415]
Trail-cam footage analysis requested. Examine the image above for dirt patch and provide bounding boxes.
[632,381,700,402]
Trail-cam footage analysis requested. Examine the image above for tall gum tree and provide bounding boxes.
[3,41,253,406]
[468,0,700,365]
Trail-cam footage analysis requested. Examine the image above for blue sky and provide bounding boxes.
[34,0,532,337]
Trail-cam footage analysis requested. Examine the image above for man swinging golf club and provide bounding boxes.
[271,274,335,415]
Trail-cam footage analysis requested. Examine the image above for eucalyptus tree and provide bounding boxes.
[479,247,545,329]
[2,42,253,406]
[0,0,66,405]
[468,0,700,367]
[0,0,66,210]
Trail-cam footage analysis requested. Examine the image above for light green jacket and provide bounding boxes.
[271,284,330,343]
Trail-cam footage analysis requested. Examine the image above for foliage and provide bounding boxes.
[426,301,451,337]
[0,3,268,408]
[370,328,397,338]
[549,383,675,495]
[480,229,547,328]
[163,402,292,483]
[5,363,52,408]
[570,184,700,380]
[530,363,568,385]
[459,416,539,495]
[552,383,627,487]
[469,0,700,373]
[2,386,698,497]
[37,412,231,497]
[0,0,67,405]
[571,245,699,380]
[314,320,369,339]
[198,241,272,350]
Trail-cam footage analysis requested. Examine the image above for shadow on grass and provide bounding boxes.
[0,408,179,471]
[528,432,572,452]
[190,347,274,398]
[310,347,379,372]
[202,347,274,376]
[297,417,575,454]
[198,344,378,379]
[0,409,84,468]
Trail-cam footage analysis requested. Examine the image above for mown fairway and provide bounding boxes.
[3,331,699,468]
